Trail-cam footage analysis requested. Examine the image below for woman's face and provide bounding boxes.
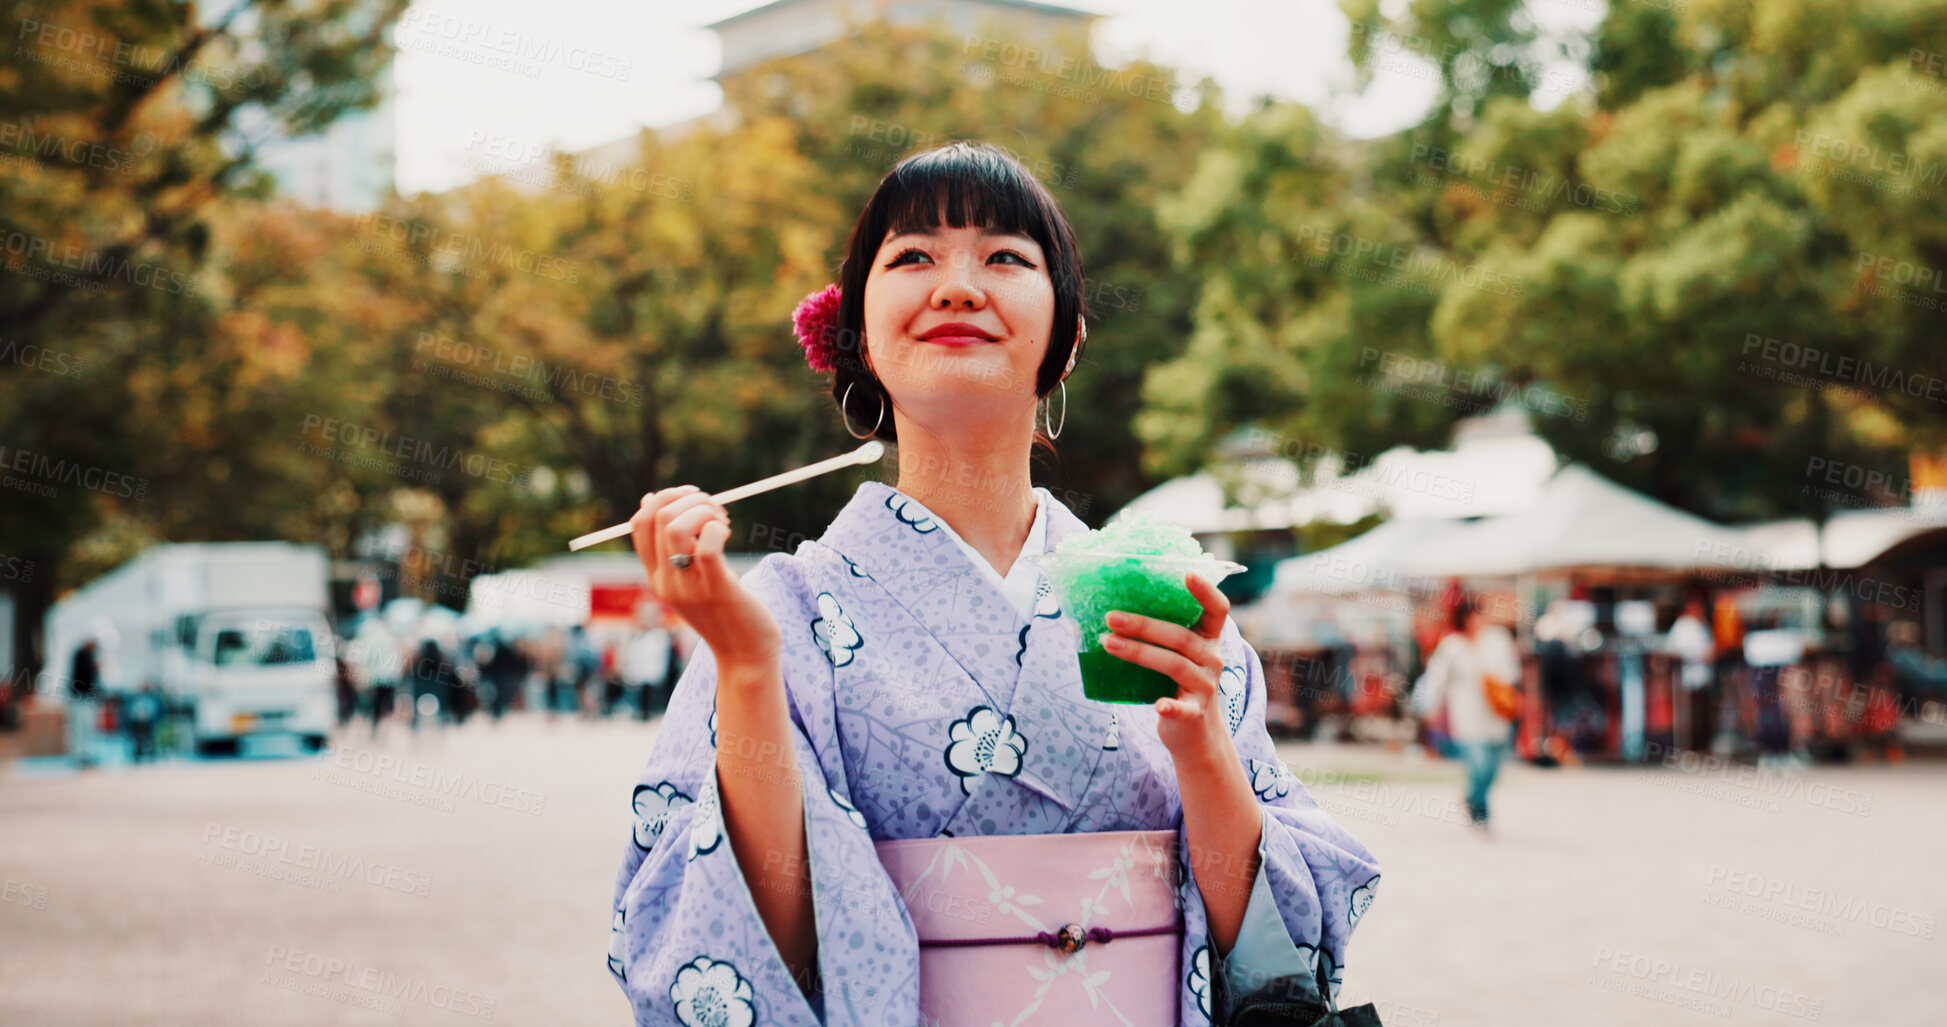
[861,222,1056,420]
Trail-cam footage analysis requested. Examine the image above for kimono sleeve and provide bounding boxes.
[607,555,921,1027]
[1174,624,1383,1024]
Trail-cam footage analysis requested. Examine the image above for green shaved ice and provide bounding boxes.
[1055,511,1205,559]
[1038,513,1224,703]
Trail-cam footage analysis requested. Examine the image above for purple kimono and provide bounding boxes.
[609,481,1381,1025]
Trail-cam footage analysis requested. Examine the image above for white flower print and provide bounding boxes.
[943,705,1028,795]
[1187,943,1212,1020]
[688,782,723,860]
[1349,877,1378,930]
[829,785,868,830]
[668,955,755,1027]
[811,591,863,667]
[885,493,939,532]
[1103,712,1120,751]
[632,781,695,851]
[1218,664,1247,734]
[607,908,627,980]
[1248,759,1289,801]
[1030,580,1061,619]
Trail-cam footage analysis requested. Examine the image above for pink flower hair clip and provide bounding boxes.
[792,283,842,373]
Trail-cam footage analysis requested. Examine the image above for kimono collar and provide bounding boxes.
[814,479,1119,826]
[820,479,1090,604]
[814,479,1093,704]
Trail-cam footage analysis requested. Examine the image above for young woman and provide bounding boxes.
[608,142,1380,1027]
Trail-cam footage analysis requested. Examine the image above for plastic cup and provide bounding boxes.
[1029,552,1248,705]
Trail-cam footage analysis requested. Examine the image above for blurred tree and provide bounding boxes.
[0,0,407,683]
[1154,0,1947,524]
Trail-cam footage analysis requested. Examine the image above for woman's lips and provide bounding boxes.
[919,335,993,346]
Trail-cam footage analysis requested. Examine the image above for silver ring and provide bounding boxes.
[668,553,693,569]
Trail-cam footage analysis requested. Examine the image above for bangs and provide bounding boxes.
[875,145,1054,244]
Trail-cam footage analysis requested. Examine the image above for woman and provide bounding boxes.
[1414,595,1519,830]
[609,143,1380,1026]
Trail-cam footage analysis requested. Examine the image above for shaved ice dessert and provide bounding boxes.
[1031,512,1247,704]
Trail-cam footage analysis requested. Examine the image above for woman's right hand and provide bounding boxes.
[630,485,782,675]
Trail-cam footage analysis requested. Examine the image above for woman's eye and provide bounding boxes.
[884,248,931,268]
[989,250,1036,268]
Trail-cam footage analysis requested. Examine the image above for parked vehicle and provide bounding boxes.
[45,543,335,755]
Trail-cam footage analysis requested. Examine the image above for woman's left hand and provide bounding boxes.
[1100,572,1234,770]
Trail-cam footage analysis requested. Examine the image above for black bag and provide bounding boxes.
[1222,954,1383,1027]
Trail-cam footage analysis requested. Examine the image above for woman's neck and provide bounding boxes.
[893,433,1037,580]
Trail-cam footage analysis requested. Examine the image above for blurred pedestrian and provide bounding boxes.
[624,616,673,721]
[66,639,102,769]
[1414,596,1520,831]
[349,616,403,740]
[332,653,358,729]
[125,680,162,763]
[408,638,454,732]
[1665,593,1716,751]
[567,625,599,720]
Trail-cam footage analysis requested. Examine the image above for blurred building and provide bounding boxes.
[545,0,1100,187]
[251,63,398,212]
[710,0,1097,77]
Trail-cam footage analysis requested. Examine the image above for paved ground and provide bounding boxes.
[1,715,1937,1026]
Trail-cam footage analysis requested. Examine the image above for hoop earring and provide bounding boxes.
[1044,380,1067,440]
[841,381,886,440]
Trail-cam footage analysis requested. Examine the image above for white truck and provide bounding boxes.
[44,542,336,755]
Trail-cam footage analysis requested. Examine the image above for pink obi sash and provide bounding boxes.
[873,829,1184,1027]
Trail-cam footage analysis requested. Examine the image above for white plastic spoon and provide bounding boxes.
[567,440,887,551]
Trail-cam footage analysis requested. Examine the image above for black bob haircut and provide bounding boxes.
[828,141,1088,448]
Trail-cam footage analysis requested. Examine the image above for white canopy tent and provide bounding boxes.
[1265,464,1762,609]
[1114,413,1559,535]
[1729,505,1947,572]
[1399,465,1757,577]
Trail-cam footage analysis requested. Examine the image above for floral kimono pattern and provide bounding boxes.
[610,481,1381,1026]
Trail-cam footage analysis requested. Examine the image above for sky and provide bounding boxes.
[390,0,1603,196]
